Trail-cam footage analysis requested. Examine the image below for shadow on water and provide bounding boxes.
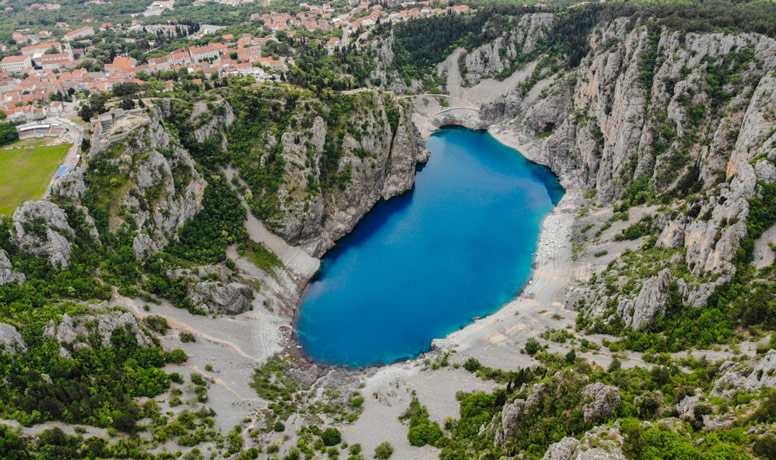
[310,187,417,282]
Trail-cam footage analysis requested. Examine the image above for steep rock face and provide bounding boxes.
[477,16,776,328]
[62,111,207,259]
[178,88,429,259]
[11,201,74,269]
[0,323,27,354]
[259,93,429,257]
[460,13,557,86]
[0,249,25,285]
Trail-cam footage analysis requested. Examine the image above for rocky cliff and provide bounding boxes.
[264,92,429,257]
[56,109,207,260]
[174,86,430,258]
[454,13,776,331]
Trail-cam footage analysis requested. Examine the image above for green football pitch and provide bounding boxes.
[0,138,71,215]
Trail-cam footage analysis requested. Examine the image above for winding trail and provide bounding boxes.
[114,293,264,364]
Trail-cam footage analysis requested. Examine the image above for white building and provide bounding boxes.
[189,43,225,62]
[63,26,95,42]
[0,55,32,74]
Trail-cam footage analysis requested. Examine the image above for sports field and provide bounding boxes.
[0,138,71,215]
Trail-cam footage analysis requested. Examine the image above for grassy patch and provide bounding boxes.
[244,240,282,277]
[0,138,71,215]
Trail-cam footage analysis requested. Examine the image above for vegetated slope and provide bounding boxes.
[0,75,427,456]
[367,5,776,459]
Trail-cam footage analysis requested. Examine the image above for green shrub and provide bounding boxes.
[321,428,342,446]
[525,338,542,356]
[374,442,393,459]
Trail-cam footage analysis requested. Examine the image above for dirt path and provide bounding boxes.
[115,293,266,364]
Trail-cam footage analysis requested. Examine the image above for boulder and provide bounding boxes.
[0,323,26,354]
[191,281,254,314]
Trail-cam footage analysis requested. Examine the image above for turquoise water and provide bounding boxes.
[296,127,564,367]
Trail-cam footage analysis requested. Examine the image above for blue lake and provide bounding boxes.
[296,127,564,367]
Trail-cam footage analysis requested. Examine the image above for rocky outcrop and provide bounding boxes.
[712,349,776,397]
[493,373,607,445]
[190,99,234,148]
[675,393,701,420]
[496,390,533,445]
[617,268,674,331]
[166,264,254,314]
[60,111,207,259]
[43,309,154,358]
[0,323,27,354]
[11,201,73,269]
[190,281,254,314]
[581,383,622,423]
[168,264,230,283]
[0,250,25,285]
[542,426,626,460]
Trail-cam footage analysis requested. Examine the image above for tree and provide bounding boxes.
[321,428,341,446]
[0,425,30,460]
[0,123,19,146]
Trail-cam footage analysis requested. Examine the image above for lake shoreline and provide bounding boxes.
[295,126,562,367]
[290,123,577,371]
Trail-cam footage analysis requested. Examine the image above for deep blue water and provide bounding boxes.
[296,127,564,367]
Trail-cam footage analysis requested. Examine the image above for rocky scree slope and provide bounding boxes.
[457,12,557,86]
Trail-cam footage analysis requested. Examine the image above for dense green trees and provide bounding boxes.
[400,398,444,447]
[0,122,19,146]
[166,177,247,264]
[287,41,375,93]
[0,308,185,430]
